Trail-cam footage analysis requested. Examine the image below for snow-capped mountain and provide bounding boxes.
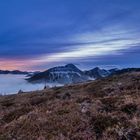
[84,67,110,79]
[27,64,122,84]
[27,64,140,84]
[27,64,89,84]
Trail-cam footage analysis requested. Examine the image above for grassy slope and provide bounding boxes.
[0,72,140,140]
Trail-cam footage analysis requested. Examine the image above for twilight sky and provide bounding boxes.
[0,0,140,71]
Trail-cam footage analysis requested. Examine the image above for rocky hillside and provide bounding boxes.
[0,72,140,140]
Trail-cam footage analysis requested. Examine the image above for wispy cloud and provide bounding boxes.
[29,24,140,65]
[34,40,138,62]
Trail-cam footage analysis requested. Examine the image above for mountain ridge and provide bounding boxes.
[0,70,29,75]
[27,64,140,84]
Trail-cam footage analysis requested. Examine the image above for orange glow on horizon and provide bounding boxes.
[0,59,32,71]
[0,58,47,71]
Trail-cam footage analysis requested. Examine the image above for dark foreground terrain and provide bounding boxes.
[0,72,140,140]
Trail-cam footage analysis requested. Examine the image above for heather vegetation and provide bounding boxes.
[0,72,140,140]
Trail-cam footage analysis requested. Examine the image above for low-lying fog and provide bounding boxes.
[0,74,62,95]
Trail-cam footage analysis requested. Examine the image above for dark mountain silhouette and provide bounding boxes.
[0,70,29,75]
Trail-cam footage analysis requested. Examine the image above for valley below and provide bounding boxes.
[0,71,140,140]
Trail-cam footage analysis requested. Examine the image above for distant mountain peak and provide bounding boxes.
[84,67,110,79]
[92,67,100,70]
[0,70,29,75]
[65,64,77,68]
[27,64,88,84]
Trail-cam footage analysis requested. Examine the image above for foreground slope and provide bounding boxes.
[0,72,140,140]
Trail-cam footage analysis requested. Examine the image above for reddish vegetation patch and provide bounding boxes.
[0,72,140,139]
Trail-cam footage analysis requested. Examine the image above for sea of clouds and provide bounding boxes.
[0,74,62,95]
